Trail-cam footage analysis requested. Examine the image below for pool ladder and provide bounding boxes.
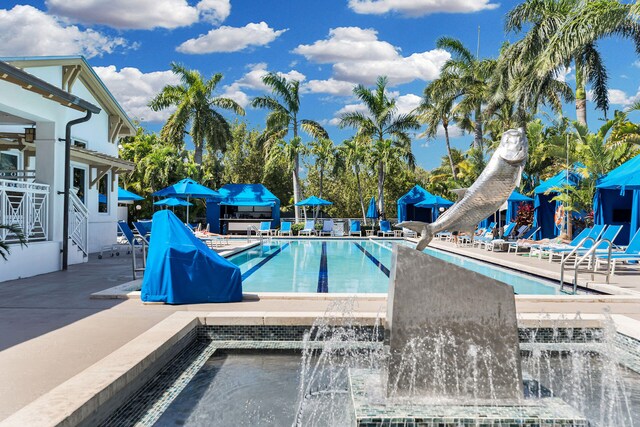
[559,237,613,294]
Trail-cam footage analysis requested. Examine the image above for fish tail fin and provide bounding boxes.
[416,224,434,251]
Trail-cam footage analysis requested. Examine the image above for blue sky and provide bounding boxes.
[1,0,639,169]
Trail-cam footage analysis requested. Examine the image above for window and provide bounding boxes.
[72,167,87,204]
[98,173,109,213]
[73,139,87,149]
[0,152,19,179]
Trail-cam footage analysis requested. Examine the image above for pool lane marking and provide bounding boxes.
[241,243,290,281]
[353,243,390,277]
[317,242,329,293]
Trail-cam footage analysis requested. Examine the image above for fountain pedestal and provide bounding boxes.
[386,245,523,399]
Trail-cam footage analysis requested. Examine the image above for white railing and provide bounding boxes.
[0,179,49,244]
[69,191,89,257]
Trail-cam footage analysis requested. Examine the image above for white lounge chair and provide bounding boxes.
[299,220,316,236]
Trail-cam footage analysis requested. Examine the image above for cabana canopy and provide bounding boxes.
[533,168,582,239]
[141,210,242,304]
[397,185,447,223]
[594,154,640,244]
[206,184,281,233]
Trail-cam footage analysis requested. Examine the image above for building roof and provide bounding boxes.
[0,60,100,114]
[596,154,640,190]
[1,56,135,139]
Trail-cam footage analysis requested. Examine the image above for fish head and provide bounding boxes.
[496,128,528,165]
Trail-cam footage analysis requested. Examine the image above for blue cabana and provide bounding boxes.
[414,195,454,222]
[206,184,280,233]
[533,169,582,239]
[397,185,445,223]
[141,210,242,304]
[594,154,640,245]
[505,190,534,223]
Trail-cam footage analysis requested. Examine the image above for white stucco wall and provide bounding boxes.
[0,61,128,280]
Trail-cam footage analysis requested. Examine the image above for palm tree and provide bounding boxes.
[149,62,245,166]
[369,139,416,218]
[505,0,640,126]
[308,138,338,220]
[338,137,369,222]
[0,224,26,261]
[436,37,494,151]
[339,76,419,218]
[251,73,328,222]
[417,78,464,181]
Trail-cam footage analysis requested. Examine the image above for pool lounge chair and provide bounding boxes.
[319,219,334,236]
[333,222,345,237]
[349,220,362,236]
[529,227,592,260]
[117,221,146,280]
[507,227,540,254]
[544,225,607,263]
[482,222,517,251]
[279,221,292,236]
[299,220,316,236]
[258,221,272,236]
[377,220,394,237]
[595,228,640,276]
[473,225,497,248]
[403,227,417,238]
[549,224,623,260]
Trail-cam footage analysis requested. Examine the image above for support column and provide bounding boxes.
[34,121,63,243]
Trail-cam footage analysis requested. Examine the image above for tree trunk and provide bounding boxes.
[575,61,587,127]
[194,142,203,166]
[293,153,301,223]
[443,122,457,181]
[473,105,483,151]
[315,168,324,221]
[377,162,385,219]
[355,165,366,223]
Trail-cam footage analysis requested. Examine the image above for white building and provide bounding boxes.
[0,56,135,282]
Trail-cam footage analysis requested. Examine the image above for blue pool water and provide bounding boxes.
[228,239,561,295]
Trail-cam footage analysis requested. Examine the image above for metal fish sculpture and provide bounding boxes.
[399,128,528,251]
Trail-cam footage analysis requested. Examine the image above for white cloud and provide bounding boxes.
[293,27,450,86]
[220,63,306,108]
[329,102,369,125]
[394,93,422,115]
[328,92,424,126]
[304,79,355,96]
[348,0,499,16]
[93,66,181,122]
[607,88,640,106]
[293,27,398,62]
[46,0,230,29]
[632,60,640,68]
[0,5,128,58]
[177,22,287,54]
[554,66,572,83]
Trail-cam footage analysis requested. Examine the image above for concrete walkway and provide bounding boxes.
[1,247,639,421]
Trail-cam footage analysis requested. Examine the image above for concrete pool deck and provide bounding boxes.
[1,246,640,423]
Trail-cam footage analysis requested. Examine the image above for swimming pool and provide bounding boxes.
[228,239,562,295]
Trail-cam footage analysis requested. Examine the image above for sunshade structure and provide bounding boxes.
[205,184,280,233]
[141,210,242,304]
[154,197,193,207]
[397,185,449,223]
[295,195,333,206]
[593,154,640,244]
[366,197,378,221]
[118,187,144,202]
[153,178,219,222]
[533,166,583,239]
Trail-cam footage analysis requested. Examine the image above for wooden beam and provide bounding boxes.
[90,165,111,188]
[108,115,124,144]
[62,65,81,92]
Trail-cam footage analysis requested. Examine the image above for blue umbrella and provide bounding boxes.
[366,197,378,220]
[118,187,144,202]
[295,195,333,206]
[154,197,193,207]
[153,178,219,222]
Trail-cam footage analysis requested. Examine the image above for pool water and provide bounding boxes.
[228,239,561,295]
